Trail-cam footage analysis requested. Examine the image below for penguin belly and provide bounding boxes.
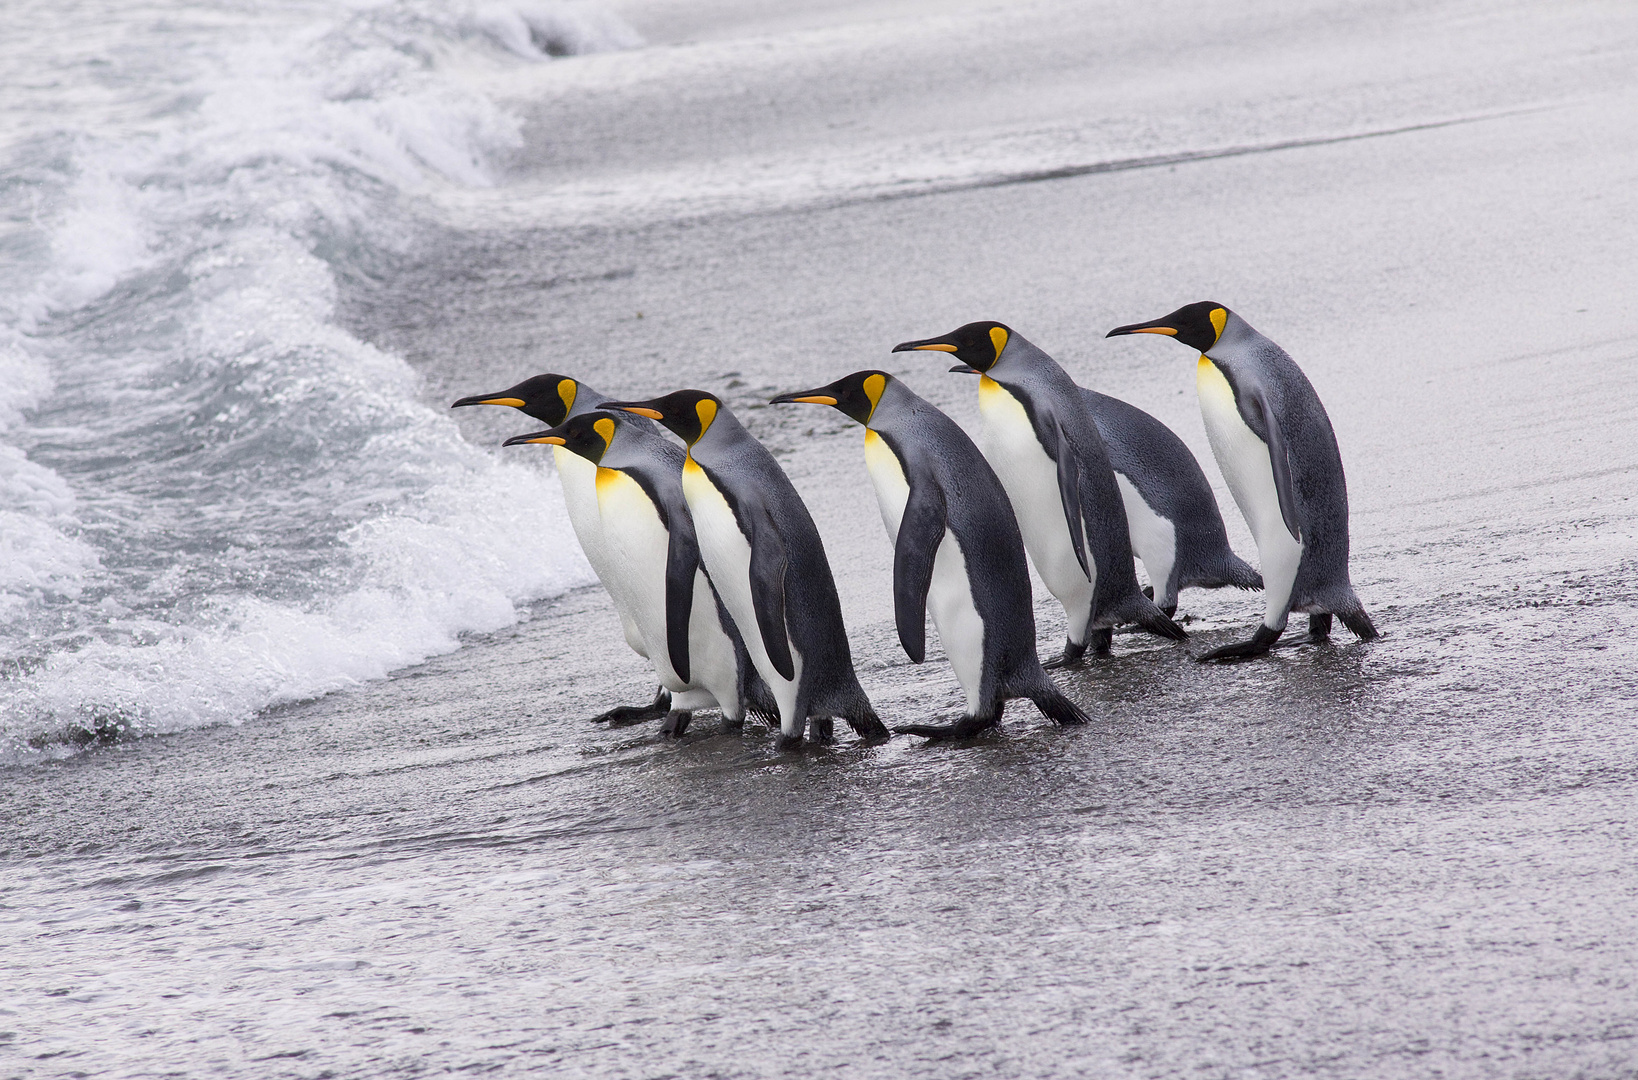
[864,432,987,715]
[680,458,804,733]
[1113,473,1178,608]
[1196,358,1302,630]
[556,446,648,659]
[596,470,743,716]
[976,378,1093,642]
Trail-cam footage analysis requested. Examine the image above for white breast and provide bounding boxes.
[1114,472,1177,607]
[681,457,803,732]
[595,468,682,687]
[862,430,986,714]
[556,446,648,659]
[976,377,1092,642]
[1196,357,1302,627]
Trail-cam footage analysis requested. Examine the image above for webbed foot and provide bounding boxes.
[1043,637,1088,670]
[591,687,671,726]
[1308,613,1333,642]
[659,709,692,738]
[1197,625,1284,663]
[893,715,1000,740]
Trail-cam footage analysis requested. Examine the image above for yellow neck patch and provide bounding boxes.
[693,398,718,443]
[1208,307,1227,344]
[990,326,1009,364]
[593,416,616,449]
[861,373,886,420]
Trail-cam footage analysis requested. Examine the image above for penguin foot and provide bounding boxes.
[893,715,1000,741]
[810,717,836,745]
[1161,604,1177,618]
[1307,613,1333,642]
[1088,628,1114,655]
[591,687,672,726]
[1196,625,1284,663]
[659,710,693,739]
[1142,585,1154,600]
[1043,638,1088,670]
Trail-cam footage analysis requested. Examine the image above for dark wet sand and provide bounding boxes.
[7,3,1638,1076]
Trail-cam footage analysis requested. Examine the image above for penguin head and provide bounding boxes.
[769,371,892,426]
[892,321,1013,374]
[602,389,721,446]
[502,410,620,464]
[1106,302,1230,353]
[451,374,582,425]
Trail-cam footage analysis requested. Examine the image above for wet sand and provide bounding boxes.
[7,2,1638,1076]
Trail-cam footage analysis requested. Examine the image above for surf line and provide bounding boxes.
[857,105,1556,206]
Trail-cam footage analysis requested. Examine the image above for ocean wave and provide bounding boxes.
[0,0,633,762]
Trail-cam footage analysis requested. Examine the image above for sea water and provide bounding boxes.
[0,0,644,761]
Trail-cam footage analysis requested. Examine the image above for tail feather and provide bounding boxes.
[1338,602,1379,642]
[1183,553,1263,592]
[1031,687,1090,727]
[1131,597,1189,641]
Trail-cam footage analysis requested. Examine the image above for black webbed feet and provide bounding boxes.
[1043,637,1088,670]
[590,686,672,725]
[1196,624,1283,663]
[893,714,1000,741]
[1308,613,1333,642]
[659,710,692,738]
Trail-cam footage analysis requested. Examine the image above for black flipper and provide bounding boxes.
[893,478,948,664]
[590,686,671,725]
[1048,416,1091,579]
[746,506,795,681]
[663,535,698,685]
[1197,624,1283,662]
[1248,386,1301,544]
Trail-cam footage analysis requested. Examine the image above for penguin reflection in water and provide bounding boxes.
[453,375,675,723]
[773,372,1089,739]
[895,323,1188,664]
[503,410,775,736]
[602,390,888,747]
[1107,302,1378,659]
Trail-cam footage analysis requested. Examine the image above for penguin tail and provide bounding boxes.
[1129,598,1189,641]
[1336,598,1379,642]
[1029,687,1090,728]
[1220,555,1264,592]
[1184,553,1263,592]
[845,705,891,741]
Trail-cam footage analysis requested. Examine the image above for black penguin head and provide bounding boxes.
[451,373,581,425]
[892,321,1013,373]
[602,389,721,446]
[769,371,891,426]
[502,410,619,464]
[1106,302,1230,353]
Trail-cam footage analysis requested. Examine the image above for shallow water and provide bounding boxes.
[5,0,1638,1076]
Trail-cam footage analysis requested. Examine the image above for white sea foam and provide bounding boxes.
[0,0,635,760]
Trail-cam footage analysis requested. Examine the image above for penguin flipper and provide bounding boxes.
[746,507,796,681]
[893,479,948,664]
[1248,386,1302,544]
[663,533,698,685]
[1047,416,1092,579]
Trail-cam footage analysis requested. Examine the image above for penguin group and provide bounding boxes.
[454,302,1377,747]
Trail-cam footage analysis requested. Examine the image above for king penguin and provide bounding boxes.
[453,374,671,723]
[601,390,889,747]
[1107,302,1379,659]
[894,322,1188,665]
[772,372,1089,739]
[504,410,775,736]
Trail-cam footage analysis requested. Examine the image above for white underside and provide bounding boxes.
[976,379,1092,642]
[595,468,744,718]
[682,458,805,735]
[556,446,648,659]
[1196,358,1302,630]
[1114,472,1178,608]
[865,431,987,714]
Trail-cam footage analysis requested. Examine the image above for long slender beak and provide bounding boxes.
[891,338,959,353]
[503,431,566,447]
[948,364,980,375]
[452,393,526,408]
[1105,319,1179,338]
[600,401,664,420]
[769,389,838,406]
